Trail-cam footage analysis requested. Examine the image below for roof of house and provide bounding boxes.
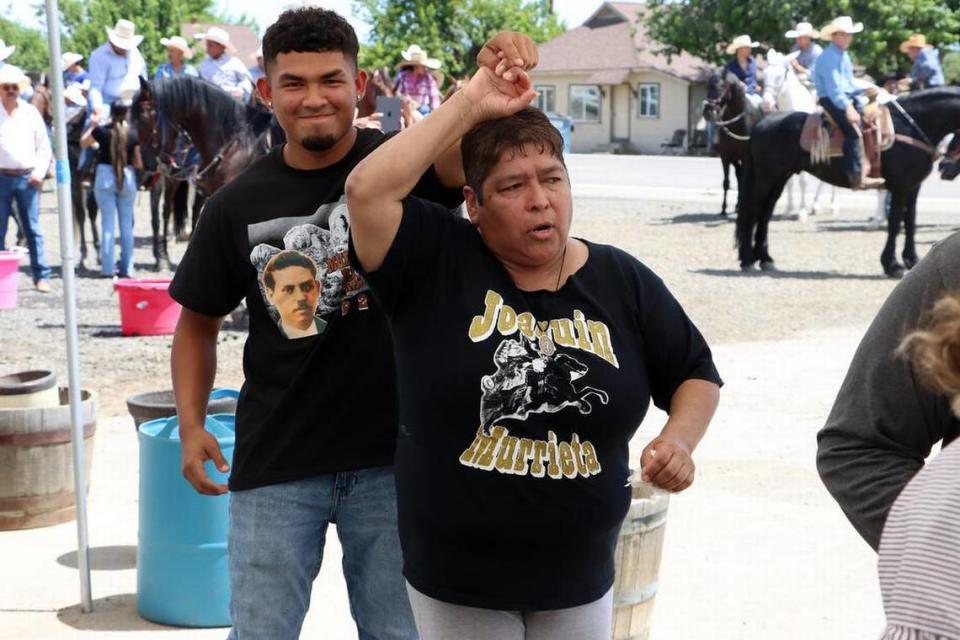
[180,22,260,66]
[534,1,712,82]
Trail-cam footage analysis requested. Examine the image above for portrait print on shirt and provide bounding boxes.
[460,289,617,481]
[248,197,367,340]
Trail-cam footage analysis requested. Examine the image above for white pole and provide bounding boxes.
[43,0,92,613]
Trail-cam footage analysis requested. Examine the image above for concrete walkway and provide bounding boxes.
[0,326,885,639]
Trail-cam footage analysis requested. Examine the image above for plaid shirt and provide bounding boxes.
[394,70,441,112]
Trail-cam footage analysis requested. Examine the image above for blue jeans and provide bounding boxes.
[94,164,137,277]
[819,97,863,186]
[226,466,417,640]
[0,173,50,282]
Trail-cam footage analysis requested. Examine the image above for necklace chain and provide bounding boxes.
[554,243,567,292]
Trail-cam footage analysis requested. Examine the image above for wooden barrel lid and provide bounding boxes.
[0,370,56,396]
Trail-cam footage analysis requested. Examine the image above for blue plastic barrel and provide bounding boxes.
[137,405,237,627]
[546,111,573,153]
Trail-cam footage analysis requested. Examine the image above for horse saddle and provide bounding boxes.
[799,104,894,178]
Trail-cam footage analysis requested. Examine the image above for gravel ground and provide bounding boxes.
[2,183,958,417]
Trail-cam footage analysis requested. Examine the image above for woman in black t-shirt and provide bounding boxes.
[347,57,721,638]
[81,99,142,278]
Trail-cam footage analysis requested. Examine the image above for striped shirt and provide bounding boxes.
[879,439,960,640]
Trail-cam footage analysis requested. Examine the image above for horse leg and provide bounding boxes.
[796,172,810,221]
[71,174,86,269]
[150,180,163,269]
[881,189,907,278]
[830,186,839,217]
[869,191,886,229]
[160,186,174,271]
[733,162,744,215]
[756,176,789,270]
[720,159,730,217]
[173,181,189,241]
[784,176,796,216]
[902,186,921,269]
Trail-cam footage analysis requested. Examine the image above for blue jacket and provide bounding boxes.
[911,48,945,89]
[813,43,863,109]
[724,57,759,94]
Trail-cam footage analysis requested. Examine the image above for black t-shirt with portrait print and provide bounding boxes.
[169,129,462,491]
[351,196,722,611]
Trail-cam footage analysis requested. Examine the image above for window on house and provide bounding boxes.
[534,85,556,113]
[569,85,601,122]
[638,83,660,118]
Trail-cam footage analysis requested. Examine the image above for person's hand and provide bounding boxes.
[846,104,861,125]
[354,112,383,130]
[477,31,539,74]
[639,434,695,493]
[181,425,229,495]
[863,85,879,100]
[28,176,42,188]
[460,65,538,124]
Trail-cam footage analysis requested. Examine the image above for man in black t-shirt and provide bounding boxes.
[168,7,538,639]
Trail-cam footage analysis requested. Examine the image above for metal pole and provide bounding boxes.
[44,0,92,613]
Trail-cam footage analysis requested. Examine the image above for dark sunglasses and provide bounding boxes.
[0,84,19,92]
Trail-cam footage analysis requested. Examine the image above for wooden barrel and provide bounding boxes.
[611,483,670,640]
[0,370,59,409]
[0,388,96,530]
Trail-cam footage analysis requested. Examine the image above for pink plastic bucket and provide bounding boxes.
[0,251,22,309]
[113,279,181,336]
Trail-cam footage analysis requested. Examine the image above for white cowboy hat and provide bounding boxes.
[160,35,194,59]
[195,26,233,51]
[820,16,864,39]
[0,39,15,63]
[63,82,87,107]
[0,65,29,93]
[726,35,759,55]
[61,52,83,71]
[785,22,819,39]
[106,19,144,50]
[397,44,442,70]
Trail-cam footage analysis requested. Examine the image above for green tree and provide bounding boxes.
[644,0,960,77]
[354,0,564,80]
[0,16,48,73]
[943,49,960,84]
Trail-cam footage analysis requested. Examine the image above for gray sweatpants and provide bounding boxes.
[406,582,614,640]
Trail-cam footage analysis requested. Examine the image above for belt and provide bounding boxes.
[0,168,32,177]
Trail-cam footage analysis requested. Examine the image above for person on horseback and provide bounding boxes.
[723,35,763,110]
[393,44,443,115]
[61,52,87,87]
[813,16,884,189]
[155,36,198,80]
[900,33,945,91]
[195,27,253,103]
[785,22,822,83]
[87,19,148,122]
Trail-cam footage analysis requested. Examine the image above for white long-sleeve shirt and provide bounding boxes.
[0,100,52,182]
[198,54,253,102]
[87,42,148,115]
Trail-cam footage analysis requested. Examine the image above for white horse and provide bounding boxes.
[762,50,840,222]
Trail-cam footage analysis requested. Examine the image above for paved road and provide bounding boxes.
[565,153,960,207]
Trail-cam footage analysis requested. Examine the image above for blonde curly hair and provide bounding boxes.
[899,293,960,417]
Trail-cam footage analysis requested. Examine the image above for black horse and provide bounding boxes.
[132,76,275,268]
[66,109,99,269]
[703,71,761,217]
[736,87,960,277]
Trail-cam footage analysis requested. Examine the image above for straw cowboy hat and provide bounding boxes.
[106,19,144,50]
[63,82,87,107]
[900,33,934,53]
[820,16,864,39]
[160,35,194,59]
[785,22,819,39]
[61,52,83,71]
[726,35,759,55]
[0,65,30,93]
[0,39,15,63]
[194,26,233,51]
[397,44,442,70]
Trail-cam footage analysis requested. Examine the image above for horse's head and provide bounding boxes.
[939,132,960,180]
[131,76,161,173]
[703,70,743,122]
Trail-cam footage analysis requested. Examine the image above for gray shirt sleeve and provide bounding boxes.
[816,231,960,550]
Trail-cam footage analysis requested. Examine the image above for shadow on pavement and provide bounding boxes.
[692,268,891,281]
[57,545,137,571]
[56,593,204,632]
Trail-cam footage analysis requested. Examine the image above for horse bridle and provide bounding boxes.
[703,81,751,141]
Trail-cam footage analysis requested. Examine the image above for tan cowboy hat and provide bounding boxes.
[397,44,442,70]
[0,65,29,93]
[726,35,759,55]
[900,33,934,53]
[106,19,144,50]
[785,22,819,39]
[160,35,194,59]
[195,26,233,51]
[61,52,83,71]
[0,39,15,63]
[820,16,864,39]
[63,82,87,107]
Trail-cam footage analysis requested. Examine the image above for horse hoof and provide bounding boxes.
[903,257,919,270]
[884,263,906,279]
[740,262,758,272]
[760,261,778,272]
[718,211,728,218]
